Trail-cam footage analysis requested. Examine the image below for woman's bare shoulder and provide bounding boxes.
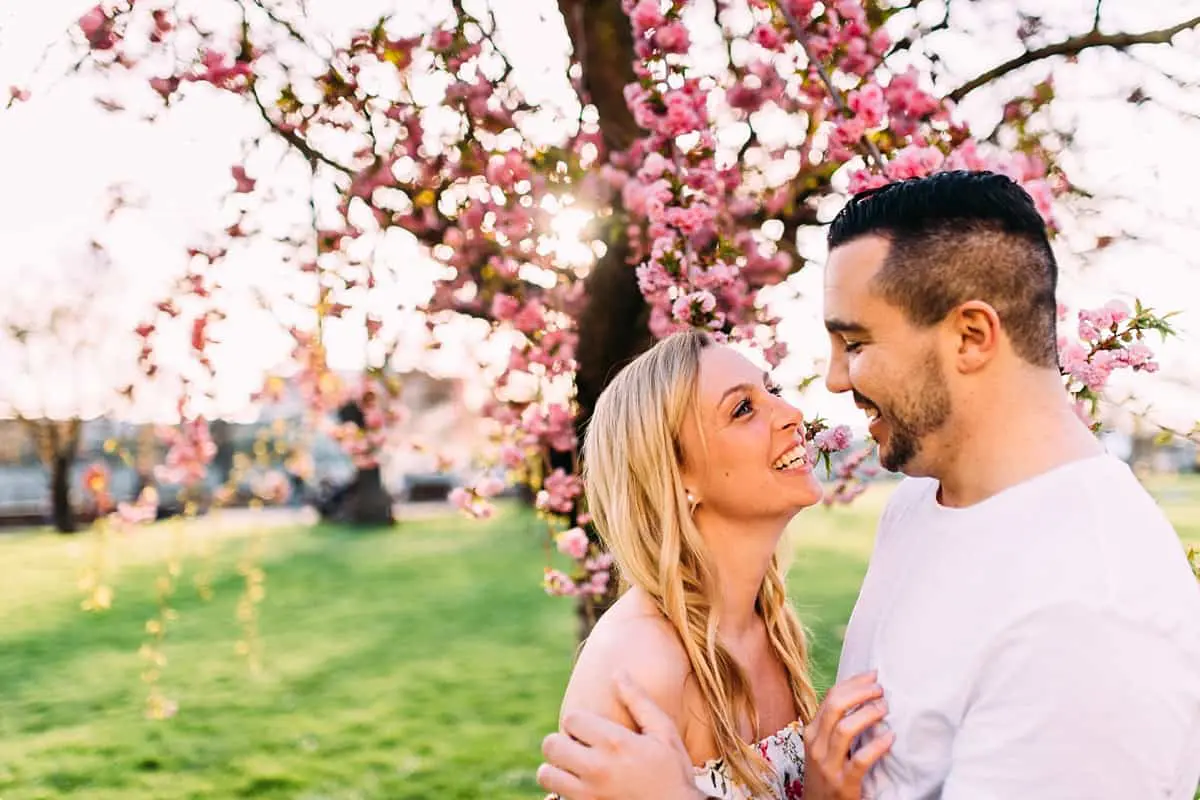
[558,588,692,731]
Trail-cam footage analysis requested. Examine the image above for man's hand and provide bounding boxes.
[803,671,894,800]
[537,672,705,800]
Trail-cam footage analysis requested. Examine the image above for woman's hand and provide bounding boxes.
[803,671,894,800]
[537,673,705,800]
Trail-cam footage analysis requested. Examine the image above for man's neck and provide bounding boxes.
[933,375,1104,508]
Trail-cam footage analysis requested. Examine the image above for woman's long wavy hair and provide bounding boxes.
[582,329,818,796]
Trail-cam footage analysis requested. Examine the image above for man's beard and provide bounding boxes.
[869,352,951,473]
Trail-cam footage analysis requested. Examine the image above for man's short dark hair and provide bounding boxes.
[827,170,1059,368]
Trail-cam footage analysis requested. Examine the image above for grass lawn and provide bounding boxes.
[0,476,1196,800]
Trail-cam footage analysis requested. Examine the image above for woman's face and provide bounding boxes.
[678,345,824,522]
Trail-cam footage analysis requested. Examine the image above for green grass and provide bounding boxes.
[0,475,1196,799]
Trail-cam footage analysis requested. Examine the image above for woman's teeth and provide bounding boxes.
[772,444,809,471]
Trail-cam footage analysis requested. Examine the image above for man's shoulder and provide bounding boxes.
[878,476,938,524]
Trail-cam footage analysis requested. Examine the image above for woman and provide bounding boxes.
[551,330,890,799]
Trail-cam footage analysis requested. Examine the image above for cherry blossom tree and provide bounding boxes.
[0,232,142,533]
[25,0,1198,637]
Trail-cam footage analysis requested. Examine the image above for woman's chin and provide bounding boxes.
[777,480,825,513]
[777,468,823,504]
[798,486,825,510]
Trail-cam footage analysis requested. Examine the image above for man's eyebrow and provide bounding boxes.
[824,318,868,335]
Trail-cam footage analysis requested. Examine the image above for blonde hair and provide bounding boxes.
[582,330,818,796]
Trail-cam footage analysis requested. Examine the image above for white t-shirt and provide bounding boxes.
[837,454,1200,799]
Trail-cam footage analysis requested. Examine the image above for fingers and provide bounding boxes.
[535,762,587,799]
[542,730,600,779]
[560,708,634,751]
[815,672,882,732]
[615,672,675,739]
[828,698,887,762]
[844,729,895,785]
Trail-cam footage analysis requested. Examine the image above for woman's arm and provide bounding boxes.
[539,612,705,800]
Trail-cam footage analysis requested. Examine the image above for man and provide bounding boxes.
[537,171,1200,799]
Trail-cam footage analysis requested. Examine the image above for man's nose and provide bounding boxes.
[825,352,852,395]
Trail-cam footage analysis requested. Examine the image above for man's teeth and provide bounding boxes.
[772,444,809,471]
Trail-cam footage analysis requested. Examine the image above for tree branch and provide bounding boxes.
[884,0,950,59]
[247,81,354,175]
[947,14,1200,103]
[249,0,332,59]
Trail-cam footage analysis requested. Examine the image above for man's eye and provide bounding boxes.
[844,341,863,354]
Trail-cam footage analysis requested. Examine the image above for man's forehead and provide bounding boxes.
[824,235,890,283]
[822,236,894,331]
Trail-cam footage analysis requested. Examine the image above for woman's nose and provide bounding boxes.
[774,396,804,431]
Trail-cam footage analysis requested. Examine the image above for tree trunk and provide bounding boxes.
[556,0,640,154]
[209,419,234,486]
[318,400,396,527]
[570,234,656,641]
[50,451,77,533]
[556,0,647,642]
[343,465,395,526]
[23,418,83,534]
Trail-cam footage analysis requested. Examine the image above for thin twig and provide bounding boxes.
[885,0,951,59]
[774,1,885,170]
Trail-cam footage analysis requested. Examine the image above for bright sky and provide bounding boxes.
[1,0,1198,434]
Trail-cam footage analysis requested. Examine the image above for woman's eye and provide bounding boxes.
[767,383,783,397]
[733,398,752,418]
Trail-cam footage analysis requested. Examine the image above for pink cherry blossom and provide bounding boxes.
[814,424,852,453]
[499,444,527,470]
[555,527,590,559]
[491,293,520,321]
[114,486,159,526]
[449,486,496,520]
[511,299,546,335]
[78,6,114,50]
[536,468,582,515]
[847,83,886,128]
[753,24,782,51]
[584,552,613,572]
[630,0,666,31]
[655,23,690,54]
[543,568,579,597]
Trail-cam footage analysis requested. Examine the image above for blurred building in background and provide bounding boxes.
[0,370,484,527]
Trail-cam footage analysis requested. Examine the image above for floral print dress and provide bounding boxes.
[693,721,806,799]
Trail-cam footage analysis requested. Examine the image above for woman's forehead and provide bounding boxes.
[694,347,766,410]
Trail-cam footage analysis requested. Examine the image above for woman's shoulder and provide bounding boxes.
[559,588,692,730]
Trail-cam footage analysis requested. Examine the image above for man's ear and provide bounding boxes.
[949,300,1002,373]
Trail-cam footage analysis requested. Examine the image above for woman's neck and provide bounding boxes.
[693,510,789,642]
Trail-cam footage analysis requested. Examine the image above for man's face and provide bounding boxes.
[823,236,952,475]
